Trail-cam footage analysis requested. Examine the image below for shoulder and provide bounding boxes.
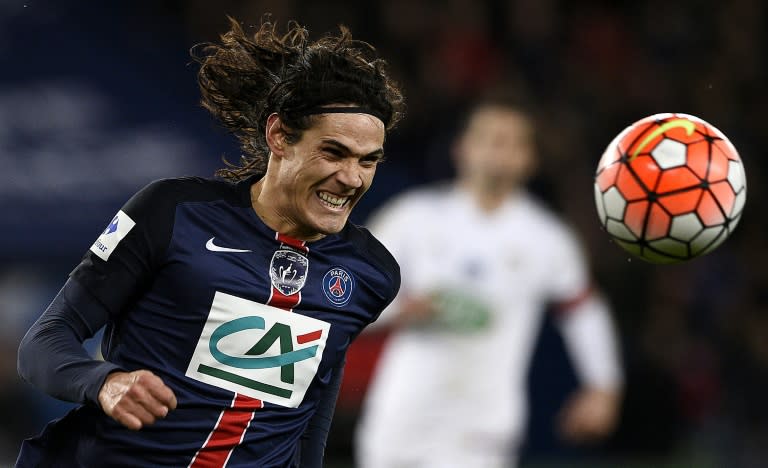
[340,223,399,281]
[518,194,576,237]
[339,223,401,310]
[382,183,453,211]
[120,176,249,222]
[516,194,586,259]
[369,182,453,225]
[128,176,246,208]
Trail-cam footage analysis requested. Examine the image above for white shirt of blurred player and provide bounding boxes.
[356,185,619,468]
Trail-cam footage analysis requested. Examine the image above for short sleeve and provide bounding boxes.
[546,224,592,305]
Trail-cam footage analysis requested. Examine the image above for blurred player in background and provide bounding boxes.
[356,92,622,467]
[16,17,405,467]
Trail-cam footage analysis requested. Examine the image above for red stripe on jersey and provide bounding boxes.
[553,285,594,316]
[190,233,308,467]
[268,287,302,310]
[276,232,308,251]
[188,394,263,468]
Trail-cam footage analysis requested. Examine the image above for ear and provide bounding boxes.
[265,113,287,157]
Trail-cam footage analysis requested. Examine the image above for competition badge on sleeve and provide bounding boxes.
[89,210,136,261]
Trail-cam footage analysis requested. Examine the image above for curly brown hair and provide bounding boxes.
[192,16,406,181]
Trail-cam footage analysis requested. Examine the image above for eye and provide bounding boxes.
[360,155,384,168]
[360,158,382,167]
[322,147,344,158]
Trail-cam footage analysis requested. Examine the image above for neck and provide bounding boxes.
[460,179,517,213]
[250,179,325,241]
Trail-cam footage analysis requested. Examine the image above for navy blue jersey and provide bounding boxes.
[17,176,399,467]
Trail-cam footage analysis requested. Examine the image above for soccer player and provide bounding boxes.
[16,17,405,467]
[356,93,623,468]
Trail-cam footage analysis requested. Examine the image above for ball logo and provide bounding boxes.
[270,248,308,296]
[630,118,696,161]
[323,267,354,307]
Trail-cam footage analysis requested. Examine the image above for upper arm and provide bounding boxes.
[546,224,593,310]
[69,179,180,316]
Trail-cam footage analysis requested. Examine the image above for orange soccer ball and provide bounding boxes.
[594,113,746,264]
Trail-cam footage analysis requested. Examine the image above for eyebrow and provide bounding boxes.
[321,138,385,160]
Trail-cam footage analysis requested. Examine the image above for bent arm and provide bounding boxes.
[17,278,123,406]
[556,292,623,442]
[19,180,183,420]
[557,292,622,391]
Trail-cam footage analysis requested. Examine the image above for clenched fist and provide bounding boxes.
[98,370,178,431]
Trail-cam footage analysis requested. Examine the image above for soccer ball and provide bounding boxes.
[594,113,746,264]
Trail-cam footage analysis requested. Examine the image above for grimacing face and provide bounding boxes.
[455,106,536,192]
[271,112,386,238]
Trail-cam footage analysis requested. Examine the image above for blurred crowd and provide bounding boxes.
[1,0,766,466]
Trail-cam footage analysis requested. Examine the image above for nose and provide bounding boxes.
[336,159,364,189]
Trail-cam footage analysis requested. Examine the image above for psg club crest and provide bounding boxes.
[270,248,309,296]
[322,267,354,307]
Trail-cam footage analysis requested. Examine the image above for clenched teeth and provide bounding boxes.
[318,191,349,208]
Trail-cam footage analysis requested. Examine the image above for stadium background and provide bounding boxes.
[1,0,766,466]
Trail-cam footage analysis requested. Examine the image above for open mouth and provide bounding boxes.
[317,191,351,210]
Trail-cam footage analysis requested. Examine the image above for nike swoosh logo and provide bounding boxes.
[205,237,252,253]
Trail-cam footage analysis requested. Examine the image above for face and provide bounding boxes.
[268,112,386,239]
[454,106,536,193]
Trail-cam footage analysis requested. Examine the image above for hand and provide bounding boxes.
[98,370,178,431]
[557,387,621,444]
